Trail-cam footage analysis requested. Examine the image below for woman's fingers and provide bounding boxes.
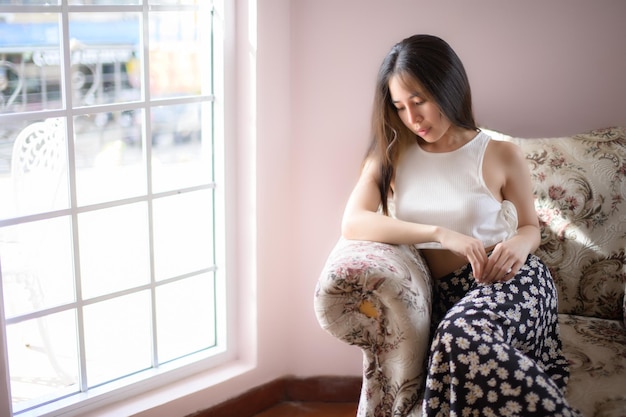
[483,243,524,283]
[468,245,488,281]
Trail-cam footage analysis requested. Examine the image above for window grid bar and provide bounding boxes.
[0,95,215,127]
[141,0,161,371]
[0,4,204,14]
[58,2,91,395]
[0,183,217,228]
[4,265,218,327]
[209,5,220,354]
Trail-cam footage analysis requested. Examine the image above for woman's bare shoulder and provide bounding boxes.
[486,138,525,166]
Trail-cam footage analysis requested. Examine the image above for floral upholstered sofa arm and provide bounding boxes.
[314,238,432,417]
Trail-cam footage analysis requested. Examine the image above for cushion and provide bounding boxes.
[487,127,626,320]
[560,313,626,417]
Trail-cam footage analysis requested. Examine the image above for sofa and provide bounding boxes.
[314,127,626,417]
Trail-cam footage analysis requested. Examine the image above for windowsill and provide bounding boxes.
[79,359,256,417]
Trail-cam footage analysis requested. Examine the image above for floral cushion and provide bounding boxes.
[560,314,626,417]
[496,127,626,320]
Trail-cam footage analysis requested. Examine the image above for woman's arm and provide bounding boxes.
[482,141,540,283]
[342,158,490,278]
[341,158,439,243]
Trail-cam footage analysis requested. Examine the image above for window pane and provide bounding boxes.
[0,216,75,318]
[151,102,212,192]
[0,120,25,219]
[68,12,141,107]
[0,1,60,5]
[156,273,215,363]
[83,291,151,387]
[7,311,79,413]
[149,11,209,98]
[0,13,62,112]
[69,1,140,5]
[150,0,198,5]
[78,203,149,299]
[153,190,213,280]
[74,110,146,206]
[2,118,69,219]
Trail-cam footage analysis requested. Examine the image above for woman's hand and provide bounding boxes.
[480,232,535,284]
[438,229,489,281]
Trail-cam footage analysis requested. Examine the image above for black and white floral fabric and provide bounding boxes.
[424,255,581,417]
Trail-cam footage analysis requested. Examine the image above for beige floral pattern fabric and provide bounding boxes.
[559,314,626,417]
[502,127,626,320]
[315,238,431,417]
[314,127,626,417]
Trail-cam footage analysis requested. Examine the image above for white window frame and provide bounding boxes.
[0,1,237,416]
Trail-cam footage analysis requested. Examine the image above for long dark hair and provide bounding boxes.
[367,34,478,215]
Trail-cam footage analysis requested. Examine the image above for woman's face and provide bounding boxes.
[388,74,453,144]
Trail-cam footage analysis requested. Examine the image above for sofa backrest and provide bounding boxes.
[495,127,626,319]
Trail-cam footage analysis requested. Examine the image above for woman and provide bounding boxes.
[342,34,581,417]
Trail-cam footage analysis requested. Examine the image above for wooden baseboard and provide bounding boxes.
[186,375,361,417]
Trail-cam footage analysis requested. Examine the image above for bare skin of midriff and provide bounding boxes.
[423,243,498,280]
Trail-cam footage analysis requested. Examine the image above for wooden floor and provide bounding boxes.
[252,402,358,417]
[188,377,362,417]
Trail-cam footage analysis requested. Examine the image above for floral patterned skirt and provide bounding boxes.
[422,254,583,417]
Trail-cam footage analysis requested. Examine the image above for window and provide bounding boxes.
[0,1,227,416]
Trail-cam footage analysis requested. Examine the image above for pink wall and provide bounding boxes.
[289,0,626,377]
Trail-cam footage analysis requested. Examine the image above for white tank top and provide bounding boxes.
[394,131,517,249]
